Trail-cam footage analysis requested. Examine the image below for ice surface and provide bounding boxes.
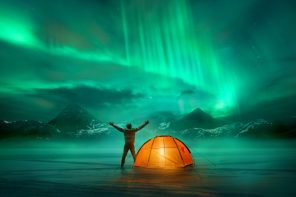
[0,139,295,197]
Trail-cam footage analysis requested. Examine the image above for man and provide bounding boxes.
[109,120,149,168]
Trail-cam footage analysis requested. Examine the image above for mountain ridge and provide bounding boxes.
[0,105,295,140]
[48,104,101,135]
[171,108,221,130]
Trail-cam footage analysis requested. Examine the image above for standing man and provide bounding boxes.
[109,120,149,168]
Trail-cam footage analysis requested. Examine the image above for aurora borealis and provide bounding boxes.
[0,0,295,122]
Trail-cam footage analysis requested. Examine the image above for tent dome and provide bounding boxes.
[134,136,193,168]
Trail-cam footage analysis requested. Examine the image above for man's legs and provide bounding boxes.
[130,144,136,161]
[121,144,129,167]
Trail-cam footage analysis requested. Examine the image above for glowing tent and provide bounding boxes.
[134,136,193,168]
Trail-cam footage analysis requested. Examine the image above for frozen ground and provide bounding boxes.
[0,139,295,197]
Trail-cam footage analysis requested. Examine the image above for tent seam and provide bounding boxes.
[146,137,156,167]
[173,138,186,167]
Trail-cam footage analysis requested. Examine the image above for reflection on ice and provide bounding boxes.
[0,139,295,196]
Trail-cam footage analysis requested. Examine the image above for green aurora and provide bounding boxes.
[0,0,295,121]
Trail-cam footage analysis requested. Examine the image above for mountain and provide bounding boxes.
[145,111,177,130]
[0,104,114,140]
[1,104,295,140]
[180,119,296,139]
[180,119,272,139]
[48,104,100,136]
[0,120,60,139]
[171,108,220,130]
[76,121,116,139]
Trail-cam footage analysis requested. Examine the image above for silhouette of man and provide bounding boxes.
[109,120,149,168]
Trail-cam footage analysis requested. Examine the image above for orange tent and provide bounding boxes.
[134,135,193,168]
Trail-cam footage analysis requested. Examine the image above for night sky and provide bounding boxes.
[0,0,295,122]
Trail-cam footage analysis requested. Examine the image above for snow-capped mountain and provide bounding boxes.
[0,104,112,139]
[48,104,102,136]
[0,120,60,139]
[1,104,295,140]
[77,121,113,137]
[180,119,273,139]
[171,108,220,130]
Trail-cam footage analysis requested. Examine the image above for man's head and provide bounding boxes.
[126,123,132,129]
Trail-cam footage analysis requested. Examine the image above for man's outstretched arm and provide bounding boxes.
[109,122,124,132]
[135,120,149,132]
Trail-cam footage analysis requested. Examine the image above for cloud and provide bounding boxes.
[180,89,195,96]
[238,93,296,121]
[179,89,215,100]
[31,86,143,106]
[0,94,56,121]
[30,85,144,107]
[0,85,145,121]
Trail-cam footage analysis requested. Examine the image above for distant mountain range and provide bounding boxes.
[0,104,112,140]
[48,104,101,135]
[171,108,221,130]
[0,120,60,139]
[180,119,272,139]
[0,104,295,140]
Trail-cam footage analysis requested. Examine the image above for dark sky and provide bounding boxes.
[0,0,295,122]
